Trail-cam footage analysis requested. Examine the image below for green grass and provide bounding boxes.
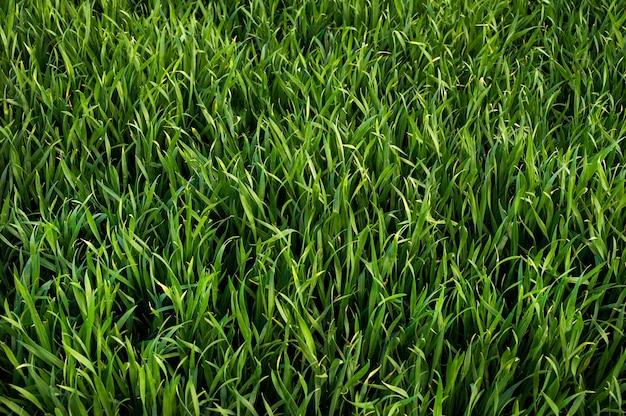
[1,0,626,414]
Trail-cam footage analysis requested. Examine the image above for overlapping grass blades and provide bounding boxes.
[1,0,626,414]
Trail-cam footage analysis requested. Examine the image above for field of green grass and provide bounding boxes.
[1,0,626,414]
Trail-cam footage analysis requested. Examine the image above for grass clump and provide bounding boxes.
[1,0,626,414]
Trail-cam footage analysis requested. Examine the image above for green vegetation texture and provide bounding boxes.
[1,0,626,414]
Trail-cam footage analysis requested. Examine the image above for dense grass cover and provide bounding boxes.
[1,0,626,414]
